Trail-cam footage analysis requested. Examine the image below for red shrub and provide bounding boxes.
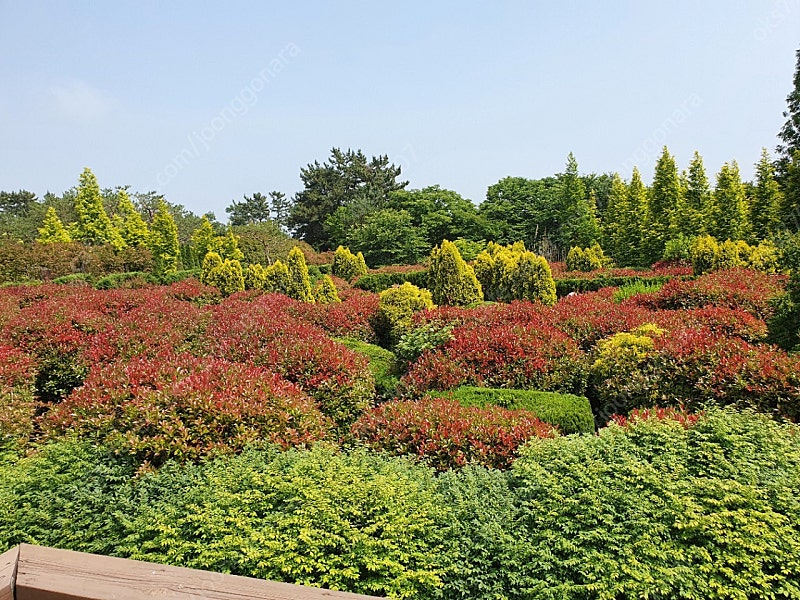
[645,268,786,319]
[401,318,587,396]
[352,397,556,470]
[548,288,653,349]
[649,306,768,342]
[610,406,701,428]
[288,291,380,342]
[0,344,37,445]
[202,295,375,426]
[42,353,328,465]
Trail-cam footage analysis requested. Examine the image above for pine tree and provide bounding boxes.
[647,147,682,263]
[751,148,783,240]
[115,188,150,247]
[286,246,314,302]
[709,161,750,241]
[72,168,125,249]
[37,207,72,243]
[149,200,180,277]
[427,239,483,306]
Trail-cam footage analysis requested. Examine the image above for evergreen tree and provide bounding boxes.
[149,200,180,277]
[286,246,314,302]
[37,206,72,243]
[217,228,244,262]
[72,168,125,249]
[557,153,600,248]
[751,148,783,240]
[115,188,150,247]
[623,168,649,266]
[679,151,711,236]
[190,216,216,260]
[709,161,750,241]
[427,239,483,306]
[269,191,291,230]
[600,173,628,262]
[646,147,682,263]
[782,150,800,231]
[777,47,800,174]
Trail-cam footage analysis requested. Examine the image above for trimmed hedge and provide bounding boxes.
[429,386,594,435]
[335,337,400,401]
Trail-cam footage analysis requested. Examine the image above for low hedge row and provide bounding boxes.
[429,386,595,435]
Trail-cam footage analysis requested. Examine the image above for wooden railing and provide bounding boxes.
[0,544,382,599]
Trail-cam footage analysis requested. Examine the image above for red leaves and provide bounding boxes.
[42,353,327,465]
[352,396,555,470]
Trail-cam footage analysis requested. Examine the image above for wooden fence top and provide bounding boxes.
[0,544,382,600]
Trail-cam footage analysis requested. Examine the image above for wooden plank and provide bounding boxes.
[15,543,381,600]
[0,545,19,600]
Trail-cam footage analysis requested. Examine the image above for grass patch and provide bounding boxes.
[335,337,400,401]
[429,386,594,434]
[612,279,665,303]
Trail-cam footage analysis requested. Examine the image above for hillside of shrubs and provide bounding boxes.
[4,60,800,595]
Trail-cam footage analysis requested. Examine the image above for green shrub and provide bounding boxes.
[429,386,594,435]
[201,252,245,297]
[336,337,400,401]
[243,262,267,290]
[504,409,800,599]
[313,274,340,304]
[566,243,606,271]
[374,282,434,346]
[394,323,454,369]
[263,259,291,294]
[474,242,556,305]
[158,268,201,285]
[117,445,452,599]
[0,440,134,555]
[428,240,483,306]
[286,246,314,302]
[332,245,368,281]
[612,279,666,303]
[661,235,693,262]
[52,272,93,285]
[94,271,157,290]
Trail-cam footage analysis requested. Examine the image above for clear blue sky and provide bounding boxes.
[1,1,799,221]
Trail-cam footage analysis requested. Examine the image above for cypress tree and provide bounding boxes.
[116,188,150,247]
[647,147,682,263]
[709,161,750,241]
[621,168,649,267]
[428,239,483,306]
[679,151,711,236]
[37,207,72,243]
[72,167,125,249]
[751,148,783,240]
[149,200,180,277]
[191,217,216,260]
[601,173,628,263]
[286,246,314,302]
